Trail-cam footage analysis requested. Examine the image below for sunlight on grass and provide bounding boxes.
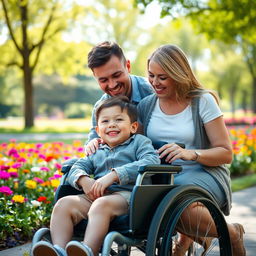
[0,117,91,133]
[231,173,256,192]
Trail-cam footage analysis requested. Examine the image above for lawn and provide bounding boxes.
[0,117,92,133]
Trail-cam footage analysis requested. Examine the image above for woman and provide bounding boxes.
[137,44,246,256]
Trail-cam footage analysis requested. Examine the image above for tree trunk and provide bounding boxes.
[23,53,34,128]
[253,76,256,113]
[230,86,236,119]
[241,89,248,114]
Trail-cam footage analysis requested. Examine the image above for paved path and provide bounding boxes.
[0,186,255,256]
[0,133,87,142]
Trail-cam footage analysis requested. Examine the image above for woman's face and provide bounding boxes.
[148,61,176,99]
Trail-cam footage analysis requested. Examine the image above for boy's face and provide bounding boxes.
[96,106,138,148]
[92,55,132,98]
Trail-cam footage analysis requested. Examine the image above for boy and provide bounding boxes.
[32,96,160,256]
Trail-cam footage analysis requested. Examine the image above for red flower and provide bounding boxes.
[37,196,47,202]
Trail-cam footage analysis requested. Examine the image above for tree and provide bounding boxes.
[132,19,207,77]
[135,0,256,113]
[0,0,86,128]
[76,0,148,63]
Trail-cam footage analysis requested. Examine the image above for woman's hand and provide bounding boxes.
[157,143,196,163]
[85,138,104,156]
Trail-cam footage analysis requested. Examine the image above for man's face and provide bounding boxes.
[96,106,138,148]
[92,55,132,97]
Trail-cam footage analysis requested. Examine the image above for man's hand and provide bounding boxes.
[88,171,119,199]
[85,138,104,156]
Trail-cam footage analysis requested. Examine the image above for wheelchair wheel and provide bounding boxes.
[146,185,232,256]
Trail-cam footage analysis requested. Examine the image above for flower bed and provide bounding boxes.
[229,127,256,175]
[0,140,85,249]
[0,128,255,249]
[225,116,256,126]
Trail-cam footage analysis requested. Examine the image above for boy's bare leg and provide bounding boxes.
[50,195,91,248]
[84,194,128,255]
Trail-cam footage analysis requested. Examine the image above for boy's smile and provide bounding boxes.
[96,106,138,148]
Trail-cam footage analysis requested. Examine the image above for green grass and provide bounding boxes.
[0,117,91,133]
[231,173,256,192]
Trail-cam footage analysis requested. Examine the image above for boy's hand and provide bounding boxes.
[77,176,96,200]
[89,171,119,199]
[85,138,104,156]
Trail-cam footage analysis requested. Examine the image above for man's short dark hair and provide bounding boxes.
[88,41,126,69]
[95,96,137,123]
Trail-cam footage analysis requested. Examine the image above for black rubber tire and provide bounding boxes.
[145,185,232,256]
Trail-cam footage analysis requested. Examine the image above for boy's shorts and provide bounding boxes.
[79,190,131,206]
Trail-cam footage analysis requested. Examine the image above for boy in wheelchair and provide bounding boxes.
[32,96,160,256]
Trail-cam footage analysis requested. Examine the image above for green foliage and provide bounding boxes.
[135,0,256,113]
[0,0,92,127]
[64,103,93,118]
[34,74,102,117]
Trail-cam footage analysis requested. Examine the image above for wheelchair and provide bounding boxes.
[32,142,232,256]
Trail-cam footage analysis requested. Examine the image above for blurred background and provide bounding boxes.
[0,0,255,132]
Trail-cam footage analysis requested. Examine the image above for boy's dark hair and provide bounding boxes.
[88,41,126,69]
[95,96,138,123]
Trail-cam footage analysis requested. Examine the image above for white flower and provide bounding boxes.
[31,167,41,172]
[31,200,41,207]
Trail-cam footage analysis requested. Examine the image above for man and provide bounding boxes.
[86,41,153,154]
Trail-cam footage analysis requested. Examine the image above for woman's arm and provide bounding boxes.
[157,116,233,166]
[196,116,233,166]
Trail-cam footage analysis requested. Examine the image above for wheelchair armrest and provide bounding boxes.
[137,164,182,186]
[139,164,182,173]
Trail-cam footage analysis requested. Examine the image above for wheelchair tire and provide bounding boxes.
[145,185,232,256]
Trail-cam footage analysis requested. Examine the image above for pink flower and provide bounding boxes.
[55,163,62,169]
[49,174,62,180]
[33,177,44,183]
[36,143,43,149]
[0,165,10,171]
[7,148,18,156]
[17,157,27,163]
[0,186,13,196]
[9,172,18,178]
[0,171,11,180]
[77,147,84,153]
[40,166,50,172]
[38,154,46,160]
[12,162,22,169]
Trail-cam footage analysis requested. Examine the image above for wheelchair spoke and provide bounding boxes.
[145,185,232,256]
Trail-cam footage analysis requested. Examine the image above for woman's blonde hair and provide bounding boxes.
[148,44,218,103]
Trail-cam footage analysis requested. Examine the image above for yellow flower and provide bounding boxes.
[25,180,37,189]
[50,179,60,188]
[14,181,19,189]
[12,195,25,203]
[8,168,18,173]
